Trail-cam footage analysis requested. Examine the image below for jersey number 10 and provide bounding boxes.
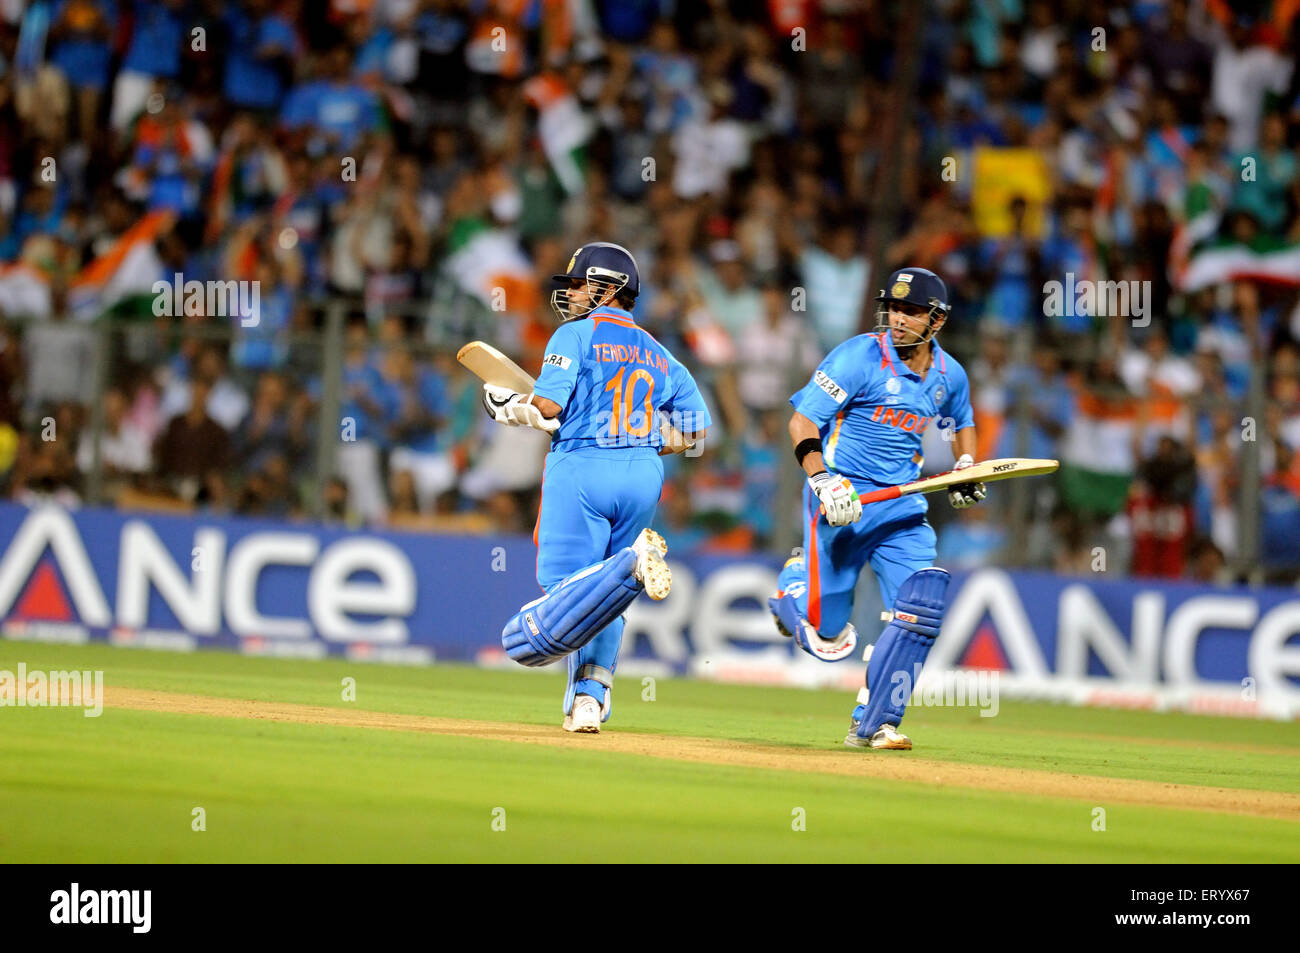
[604,367,655,438]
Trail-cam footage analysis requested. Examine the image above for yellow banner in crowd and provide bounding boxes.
[971,148,1051,238]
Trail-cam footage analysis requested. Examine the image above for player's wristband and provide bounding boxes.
[794,438,824,466]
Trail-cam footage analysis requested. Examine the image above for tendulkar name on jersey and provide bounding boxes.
[533,305,711,452]
[590,341,671,374]
[791,331,973,486]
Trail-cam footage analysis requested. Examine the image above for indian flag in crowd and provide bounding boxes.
[1059,386,1136,518]
[1172,210,1300,291]
[443,222,537,315]
[523,73,592,196]
[67,209,174,320]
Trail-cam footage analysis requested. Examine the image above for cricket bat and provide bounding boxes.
[457,340,536,394]
[456,340,696,453]
[856,458,1059,504]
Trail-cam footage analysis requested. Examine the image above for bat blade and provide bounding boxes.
[456,340,536,392]
[858,458,1059,504]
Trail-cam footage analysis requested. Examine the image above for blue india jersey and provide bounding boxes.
[532,306,711,452]
[790,332,974,485]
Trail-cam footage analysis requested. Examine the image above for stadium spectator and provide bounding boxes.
[733,282,818,416]
[110,0,188,135]
[159,345,249,432]
[222,0,300,112]
[1230,111,1298,236]
[1120,327,1201,455]
[281,44,382,154]
[992,336,1074,462]
[385,348,454,513]
[975,196,1043,329]
[233,370,309,475]
[75,385,151,485]
[334,319,394,523]
[670,80,748,200]
[695,239,761,341]
[235,449,301,518]
[153,375,230,506]
[48,0,115,147]
[795,215,870,353]
[1128,435,1198,578]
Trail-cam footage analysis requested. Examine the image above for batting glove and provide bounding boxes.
[808,470,862,526]
[482,383,560,434]
[948,453,987,509]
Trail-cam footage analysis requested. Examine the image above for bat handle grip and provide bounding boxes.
[816,483,897,515]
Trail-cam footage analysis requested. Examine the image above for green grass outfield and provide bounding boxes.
[1,642,1298,862]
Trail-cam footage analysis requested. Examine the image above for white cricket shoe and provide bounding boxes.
[631,528,671,601]
[563,694,603,733]
[844,723,913,750]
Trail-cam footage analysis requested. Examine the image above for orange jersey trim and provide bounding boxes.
[590,312,639,331]
[533,478,544,548]
[825,411,846,464]
[807,502,822,631]
[876,333,898,375]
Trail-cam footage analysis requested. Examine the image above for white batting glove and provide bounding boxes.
[948,453,987,509]
[482,383,560,434]
[808,471,862,526]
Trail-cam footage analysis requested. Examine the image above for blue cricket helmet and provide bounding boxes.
[873,267,952,347]
[875,267,950,317]
[550,241,640,322]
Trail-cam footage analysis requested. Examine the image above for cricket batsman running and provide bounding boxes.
[484,242,711,733]
[769,267,984,750]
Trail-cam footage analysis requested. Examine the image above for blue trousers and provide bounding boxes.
[534,447,664,704]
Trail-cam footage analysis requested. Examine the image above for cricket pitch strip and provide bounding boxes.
[105,687,1300,822]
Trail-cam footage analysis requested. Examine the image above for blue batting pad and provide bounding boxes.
[768,590,805,641]
[502,549,641,667]
[855,567,950,739]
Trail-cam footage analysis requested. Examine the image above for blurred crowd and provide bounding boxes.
[0,0,1298,583]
